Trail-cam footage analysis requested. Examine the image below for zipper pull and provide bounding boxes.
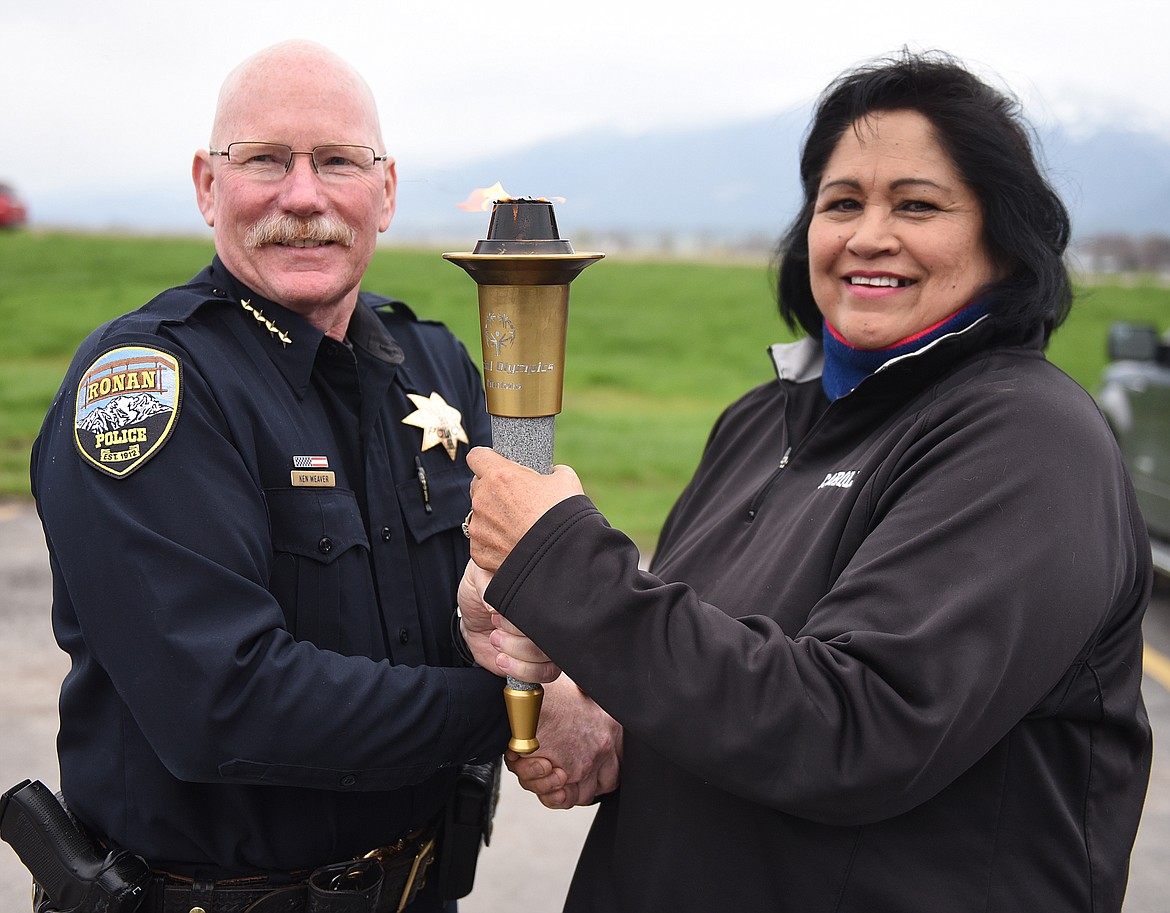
[746,447,792,521]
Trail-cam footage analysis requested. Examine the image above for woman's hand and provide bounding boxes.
[505,676,623,809]
[466,447,584,573]
[456,559,561,682]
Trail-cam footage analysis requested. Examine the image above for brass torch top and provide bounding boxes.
[444,197,603,285]
[472,198,575,255]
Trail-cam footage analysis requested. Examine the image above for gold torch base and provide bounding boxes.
[503,684,545,754]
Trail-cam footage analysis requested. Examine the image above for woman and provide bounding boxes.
[459,52,1152,913]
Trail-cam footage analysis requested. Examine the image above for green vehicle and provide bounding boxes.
[1098,322,1170,573]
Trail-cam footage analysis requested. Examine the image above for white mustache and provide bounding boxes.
[244,214,356,249]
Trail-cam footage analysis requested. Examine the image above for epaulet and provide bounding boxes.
[95,282,222,340]
[149,281,223,317]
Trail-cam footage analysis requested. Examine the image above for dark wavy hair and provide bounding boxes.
[775,50,1071,344]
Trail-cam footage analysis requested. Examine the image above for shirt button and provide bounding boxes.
[318,537,333,554]
[399,628,410,644]
[381,526,393,542]
[340,775,357,788]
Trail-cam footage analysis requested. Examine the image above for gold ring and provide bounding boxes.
[462,510,473,539]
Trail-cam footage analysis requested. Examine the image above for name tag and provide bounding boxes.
[291,470,336,488]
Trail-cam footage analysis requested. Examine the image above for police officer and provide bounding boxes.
[30,40,507,913]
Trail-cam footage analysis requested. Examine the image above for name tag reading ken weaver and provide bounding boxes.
[291,470,336,488]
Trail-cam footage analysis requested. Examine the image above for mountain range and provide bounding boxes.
[78,393,170,434]
[26,108,1170,249]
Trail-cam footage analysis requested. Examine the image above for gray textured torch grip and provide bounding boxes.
[491,414,555,693]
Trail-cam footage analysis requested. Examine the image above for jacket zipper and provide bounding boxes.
[744,319,991,524]
[746,446,791,521]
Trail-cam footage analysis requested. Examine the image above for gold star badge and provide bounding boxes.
[401,391,469,460]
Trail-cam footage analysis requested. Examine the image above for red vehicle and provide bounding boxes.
[0,183,28,227]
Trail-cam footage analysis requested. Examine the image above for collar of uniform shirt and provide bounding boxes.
[346,294,405,367]
[207,257,318,397]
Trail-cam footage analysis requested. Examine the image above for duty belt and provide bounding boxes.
[140,826,438,913]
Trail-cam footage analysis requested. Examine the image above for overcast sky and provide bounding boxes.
[3,0,1168,210]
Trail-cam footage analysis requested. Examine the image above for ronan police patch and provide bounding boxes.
[73,345,182,478]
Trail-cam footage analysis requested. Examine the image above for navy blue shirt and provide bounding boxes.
[31,258,508,876]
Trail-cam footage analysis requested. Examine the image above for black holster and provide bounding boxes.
[1,779,150,913]
[436,758,501,900]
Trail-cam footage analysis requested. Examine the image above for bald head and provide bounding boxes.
[210,40,386,152]
[192,40,396,338]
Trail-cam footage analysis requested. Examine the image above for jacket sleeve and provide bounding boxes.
[35,330,506,792]
[484,373,1150,824]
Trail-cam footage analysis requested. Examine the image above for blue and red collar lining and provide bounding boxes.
[821,298,993,401]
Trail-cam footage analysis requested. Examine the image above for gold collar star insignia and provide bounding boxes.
[401,391,469,460]
[239,299,291,347]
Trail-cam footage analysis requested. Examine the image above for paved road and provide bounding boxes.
[1,500,1166,911]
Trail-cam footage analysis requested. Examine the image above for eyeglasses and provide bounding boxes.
[208,142,389,181]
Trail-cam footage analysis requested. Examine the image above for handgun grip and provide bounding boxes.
[1,779,96,911]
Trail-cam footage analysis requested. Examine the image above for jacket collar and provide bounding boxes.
[768,337,825,384]
[768,315,999,393]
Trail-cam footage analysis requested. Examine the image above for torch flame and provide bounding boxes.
[457,182,511,212]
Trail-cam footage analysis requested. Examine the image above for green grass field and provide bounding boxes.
[2,230,1168,548]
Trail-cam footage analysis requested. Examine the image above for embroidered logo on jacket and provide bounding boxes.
[74,345,182,478]
[817,470,859,490]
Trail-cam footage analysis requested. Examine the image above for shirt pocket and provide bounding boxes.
[264,487,372,651]
[396,463,473,543]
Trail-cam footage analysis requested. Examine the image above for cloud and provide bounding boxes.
[3,0,1167,208]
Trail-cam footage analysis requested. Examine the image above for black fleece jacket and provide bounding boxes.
[486,318,1152,913]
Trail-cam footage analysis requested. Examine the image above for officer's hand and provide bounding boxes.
[466,447,584,573]
[457,560,561,682]
[505,677,622,809]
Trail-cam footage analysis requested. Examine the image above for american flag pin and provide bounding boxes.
[293,455,330,469]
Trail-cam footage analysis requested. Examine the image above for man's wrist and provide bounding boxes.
[451,606,477,667]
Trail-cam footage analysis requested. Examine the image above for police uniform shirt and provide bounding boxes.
[31,258,508,876]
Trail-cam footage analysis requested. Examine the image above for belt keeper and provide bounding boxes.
[190,876,214,912]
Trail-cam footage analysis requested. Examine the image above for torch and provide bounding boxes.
[445,196,602,754]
